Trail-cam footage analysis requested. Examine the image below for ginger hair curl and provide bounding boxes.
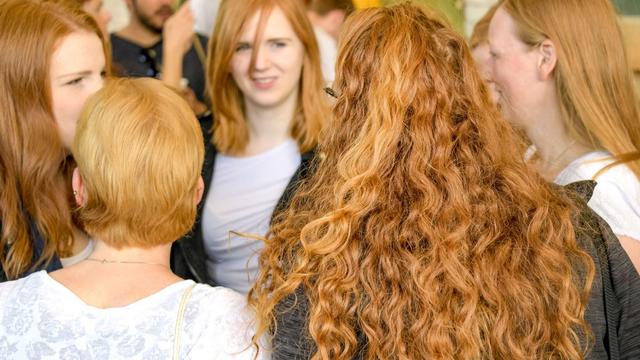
[250,3,594,359]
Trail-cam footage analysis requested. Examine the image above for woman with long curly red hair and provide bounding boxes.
[250,3,640,359]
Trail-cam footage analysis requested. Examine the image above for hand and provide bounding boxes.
[161,1,194,90]
[182,87,209,116]
[163,1,194,57]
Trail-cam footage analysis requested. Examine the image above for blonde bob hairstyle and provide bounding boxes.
[207,0,327,155]
[72,78,204,248]
[502,0,640,178]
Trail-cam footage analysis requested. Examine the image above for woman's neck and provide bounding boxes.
[88,240,172,269]
[526,108,593,181]
[49,238,181,308]
[69,225,89,256]
[242,91,299,156]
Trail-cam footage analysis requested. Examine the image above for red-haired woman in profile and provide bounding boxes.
[0,0,106,281]
[488,0,640,273]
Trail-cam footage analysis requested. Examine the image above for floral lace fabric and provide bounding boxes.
[0,271,265,359]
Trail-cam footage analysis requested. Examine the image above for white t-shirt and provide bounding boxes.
[0,271,266,359]
[202,139,301,293]
[554,151,640,241]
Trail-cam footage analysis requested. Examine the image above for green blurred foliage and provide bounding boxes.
[614,0,640,16]
[383,0,464,33]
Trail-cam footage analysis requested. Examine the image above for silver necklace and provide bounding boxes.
[85,258,168,268]
[544,139,578,167]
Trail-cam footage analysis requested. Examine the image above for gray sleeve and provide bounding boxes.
[272,286,316,360]
[604,220,640,359]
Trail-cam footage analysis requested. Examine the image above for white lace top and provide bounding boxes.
[0,271,267,359]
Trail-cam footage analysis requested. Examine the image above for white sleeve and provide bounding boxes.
[589,177,640,241]
[187,288,270,359]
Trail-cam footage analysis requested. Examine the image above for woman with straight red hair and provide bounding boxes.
[171,0,329,293]
[488,0,640,273]
[0,0,106,281]
[250,3,640,359]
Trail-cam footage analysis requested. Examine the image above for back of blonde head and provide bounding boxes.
[72,78,204,248]
[503,0,640,178]
[251,3,594,359]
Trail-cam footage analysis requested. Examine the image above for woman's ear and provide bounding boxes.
[537,39,557,81]
[71,168,86,207]
[194,176,205,205]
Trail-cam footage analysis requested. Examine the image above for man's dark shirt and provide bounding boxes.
[110,33,208,102]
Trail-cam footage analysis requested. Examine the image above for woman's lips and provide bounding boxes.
[252,77,277,90]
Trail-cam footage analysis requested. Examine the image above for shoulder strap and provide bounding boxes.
[173,283,196,360]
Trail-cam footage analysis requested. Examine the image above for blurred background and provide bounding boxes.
[103,0,640,92]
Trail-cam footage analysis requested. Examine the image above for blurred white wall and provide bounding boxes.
[464,0,498,37]
[104,0,129,33]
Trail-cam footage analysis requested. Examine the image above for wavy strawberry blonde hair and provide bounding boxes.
[0,0,105,279]
[207,0,327,155]
[250,3,595,359]
[502,0,640,179]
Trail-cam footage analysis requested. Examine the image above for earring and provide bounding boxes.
[73,190,78,196]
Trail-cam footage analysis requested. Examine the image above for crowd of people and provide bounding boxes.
[0,0,638,359]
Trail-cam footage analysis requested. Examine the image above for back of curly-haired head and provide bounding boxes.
[250,3,595,359]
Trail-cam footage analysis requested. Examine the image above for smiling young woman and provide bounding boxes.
[170,0,329,293]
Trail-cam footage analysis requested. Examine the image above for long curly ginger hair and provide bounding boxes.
[250,3,595,359]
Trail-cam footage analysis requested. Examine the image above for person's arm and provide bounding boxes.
[582,177,640,275]
[605,228,640,359]
[161,1,194,90]
[162,3,208,115]
[618,236,640,275]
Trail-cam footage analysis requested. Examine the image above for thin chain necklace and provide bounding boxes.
[84,257,169,268]
[543,139,578,167]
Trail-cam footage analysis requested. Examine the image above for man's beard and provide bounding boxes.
[133,2,173,34]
